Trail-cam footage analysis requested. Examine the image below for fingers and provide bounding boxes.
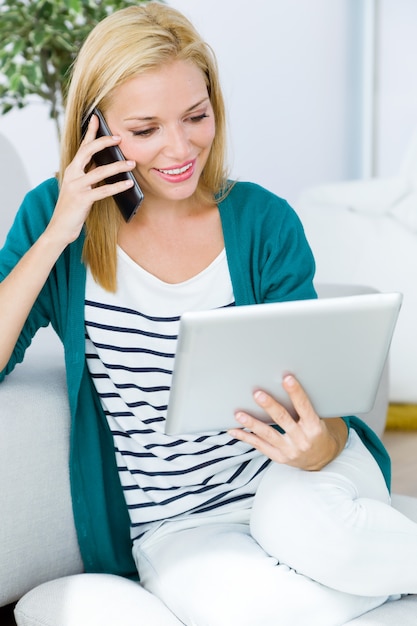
[228,376,344,469]
[63,150,135,206]
[281,375,318,424]
[84,158,136,189]
[246,376,317,435]
[252,387,297,433]
[79,113,134,173]
[46,114,137,247]
[69,113,136,195]
[228,419,289,464]
[227,388,292,463]
[227,375,321,461]
[81,111,99,144]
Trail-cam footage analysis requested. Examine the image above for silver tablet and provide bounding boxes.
[164,292,402,435]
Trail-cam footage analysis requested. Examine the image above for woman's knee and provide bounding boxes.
[249,460,366,572]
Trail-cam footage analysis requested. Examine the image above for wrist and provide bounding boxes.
[324,417,348,464]
[329,417,349,451]
[307,418,348,472]
[40,224,73,254]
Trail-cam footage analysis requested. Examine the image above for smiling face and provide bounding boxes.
[104,59,216,209]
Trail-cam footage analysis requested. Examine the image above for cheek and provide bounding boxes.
[120,140,154,165]
[198,120,216,150]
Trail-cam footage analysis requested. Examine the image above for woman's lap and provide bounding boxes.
[133,511,386,626]
[132,430,417,625]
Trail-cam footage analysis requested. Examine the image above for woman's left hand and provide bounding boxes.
[228,374,348,471]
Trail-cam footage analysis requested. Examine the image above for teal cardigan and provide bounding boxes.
[0,177,391,579]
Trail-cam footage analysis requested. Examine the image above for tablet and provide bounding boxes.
[164,292,402,435]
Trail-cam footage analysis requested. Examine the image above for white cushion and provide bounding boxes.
[345,595,417,624]
[295,200,417,403]
[391,493,417,523]
[298,177,410,214]
[14,573,417,626]
[389,192,417,233]
[14,574,183,626]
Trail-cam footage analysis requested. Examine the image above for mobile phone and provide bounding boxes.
[82,107,144,222]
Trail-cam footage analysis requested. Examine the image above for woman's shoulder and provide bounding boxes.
[221,180,291,209]
[15,177,59,231]
[1,177,60,253]
[23,177,59,211]
[219,180,298,224]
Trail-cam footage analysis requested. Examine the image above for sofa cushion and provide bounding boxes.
[391,493,417,523]
[14,573,417,626]
[14,574,183,626]
[345,595,417,624]
[0,329,83,606]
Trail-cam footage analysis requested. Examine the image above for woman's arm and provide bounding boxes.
[0,114,135,372]
[0,229,68,371]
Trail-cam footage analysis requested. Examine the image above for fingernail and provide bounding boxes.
[235,412,247,424]
[283,374,295,387]
[254,390,267,404]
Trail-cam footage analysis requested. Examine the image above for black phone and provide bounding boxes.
[82,107,144,222]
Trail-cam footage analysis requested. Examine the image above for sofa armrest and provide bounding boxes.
[0,327,83,607]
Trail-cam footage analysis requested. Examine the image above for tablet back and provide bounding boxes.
[165,292,402,435]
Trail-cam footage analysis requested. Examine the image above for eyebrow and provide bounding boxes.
[124,97,210,122]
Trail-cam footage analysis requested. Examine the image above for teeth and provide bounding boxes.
[159,163,192,175]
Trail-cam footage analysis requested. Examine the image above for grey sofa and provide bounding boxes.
[1,133,416,624]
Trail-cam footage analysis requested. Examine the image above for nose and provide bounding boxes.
[163,123,192,161]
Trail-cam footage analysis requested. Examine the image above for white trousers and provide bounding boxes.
[132,431,417,626]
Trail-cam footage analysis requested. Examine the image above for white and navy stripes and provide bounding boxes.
[85,247,270,541]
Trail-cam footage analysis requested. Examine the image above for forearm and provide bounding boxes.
[0,230,66,371]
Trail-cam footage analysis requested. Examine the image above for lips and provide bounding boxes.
[154,160,195,182]
[157,162,193,176]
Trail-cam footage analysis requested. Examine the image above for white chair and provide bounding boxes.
[296,127,417,403]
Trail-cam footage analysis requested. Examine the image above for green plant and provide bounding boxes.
[0,0,154,140]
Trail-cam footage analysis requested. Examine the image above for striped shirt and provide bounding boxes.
[85,246,270,541]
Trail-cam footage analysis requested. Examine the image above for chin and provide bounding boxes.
[162,181,201,202]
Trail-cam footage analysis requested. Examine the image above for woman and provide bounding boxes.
[1,3,416,624]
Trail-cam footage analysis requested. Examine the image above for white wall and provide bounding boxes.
[377,0,417,175]
[0,104,59,193]
[169,0,357,204]
[0,0,416,207]
[0,0,357,207]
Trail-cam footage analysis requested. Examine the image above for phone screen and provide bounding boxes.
[82,107,144,222]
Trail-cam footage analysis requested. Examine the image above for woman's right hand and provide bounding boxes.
[0,114,136,372]
[45,113,136,247]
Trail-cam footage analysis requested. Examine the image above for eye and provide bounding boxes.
[188,113,209,123]
[131,127,156,137]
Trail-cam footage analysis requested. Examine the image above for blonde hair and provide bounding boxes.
[60,2,229,291]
